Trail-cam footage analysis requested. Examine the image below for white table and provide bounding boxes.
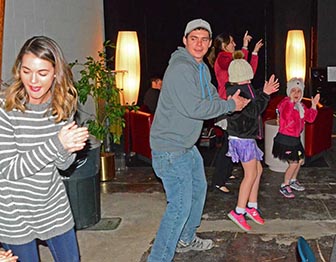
[264,119,305,172]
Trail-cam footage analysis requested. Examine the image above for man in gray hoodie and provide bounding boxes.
[148,18,250,262]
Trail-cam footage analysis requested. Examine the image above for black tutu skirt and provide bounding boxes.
[272,133,304,162]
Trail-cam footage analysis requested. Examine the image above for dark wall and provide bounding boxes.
[104,0,272,105]
[314,0,336,109]
[272,0,336,106]
[317,0,336,67]
[104,0,336,105]
[272,0,316,95]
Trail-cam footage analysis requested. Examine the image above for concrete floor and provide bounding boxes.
[38,138,336,262]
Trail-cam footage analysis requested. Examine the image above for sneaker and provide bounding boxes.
[175,236,214,253]
[290,180,305,191]
[245,207,265,225]
[279,185,295,198]
[228,210,251,231]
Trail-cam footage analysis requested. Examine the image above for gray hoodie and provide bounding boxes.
[150,47,236,152]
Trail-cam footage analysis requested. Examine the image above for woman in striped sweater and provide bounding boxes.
[0,36,89,262]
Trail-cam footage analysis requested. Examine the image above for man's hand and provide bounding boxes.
[229,89,251,111]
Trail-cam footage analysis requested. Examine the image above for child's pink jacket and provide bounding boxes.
[278,97,317,138]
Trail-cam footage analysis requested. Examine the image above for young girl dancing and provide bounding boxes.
[226,51,279,231]
[207,31,263,194]
[272,77,320,198]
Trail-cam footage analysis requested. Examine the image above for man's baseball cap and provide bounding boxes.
[184,18,212,37]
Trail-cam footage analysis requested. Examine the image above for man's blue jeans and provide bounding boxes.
[1,228,80,262]
[148,146,207,262]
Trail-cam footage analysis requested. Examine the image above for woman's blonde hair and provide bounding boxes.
[5,36,77,122]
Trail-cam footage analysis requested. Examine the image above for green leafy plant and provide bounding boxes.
[70,41,137,147]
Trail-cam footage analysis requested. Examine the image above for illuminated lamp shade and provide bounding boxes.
[285,30,306,82]
[115,31,140,105]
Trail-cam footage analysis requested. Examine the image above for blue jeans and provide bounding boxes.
[1,228,80,262]
[148,146,207,262]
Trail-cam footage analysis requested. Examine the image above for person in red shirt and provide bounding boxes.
[272,77,320,198]
[207,31,263,194]
[208,30,263,99]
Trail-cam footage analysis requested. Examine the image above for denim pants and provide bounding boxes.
[148,146,207,262]
[1,228,80,262]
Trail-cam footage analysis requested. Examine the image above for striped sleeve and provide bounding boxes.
[0,107,73,180]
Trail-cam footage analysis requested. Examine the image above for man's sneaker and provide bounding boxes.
[245,207,265,225]
[290,180,305,191]
[175,236,214,253]
[228,210,251,231]
[280,185,295,198]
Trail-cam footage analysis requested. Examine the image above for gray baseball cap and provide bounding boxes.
[184,18,212,37]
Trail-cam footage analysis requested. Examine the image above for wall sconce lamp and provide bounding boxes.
[285,30,306,82]
[115,31,141,105]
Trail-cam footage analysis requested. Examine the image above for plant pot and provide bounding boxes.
[100,152,115,182]
[61,142,101,230]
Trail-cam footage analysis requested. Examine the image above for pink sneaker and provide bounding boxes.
[246,207,265,225]
[280,185,295,198]
[228,210,251,231]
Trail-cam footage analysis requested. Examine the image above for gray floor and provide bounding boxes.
[38,138,336,262]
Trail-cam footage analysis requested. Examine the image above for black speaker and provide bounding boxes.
[310,67,336,109]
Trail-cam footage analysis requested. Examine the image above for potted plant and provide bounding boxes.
[70,41,137,181]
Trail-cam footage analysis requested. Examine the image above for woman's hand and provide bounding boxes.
[263,74,280,95]
[243,30,252,48]
[253,39,264,53]
[311,93,320,109]
[58,122,89,153]
[0,250,18,262]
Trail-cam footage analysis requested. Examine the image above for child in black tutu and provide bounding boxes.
[272,77,320,198]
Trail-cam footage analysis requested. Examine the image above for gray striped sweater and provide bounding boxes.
[0,100,76,245]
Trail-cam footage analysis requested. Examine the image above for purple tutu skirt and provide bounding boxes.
[227,137,263,163]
